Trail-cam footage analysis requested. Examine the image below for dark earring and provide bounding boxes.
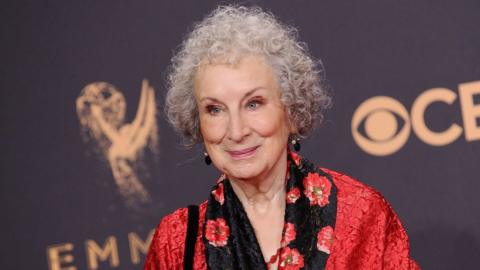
[204,152,212,165]
[291,139,301,152]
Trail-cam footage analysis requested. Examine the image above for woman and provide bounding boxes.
[145,5,419,270]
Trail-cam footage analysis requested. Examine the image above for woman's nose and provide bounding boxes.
[227,112,250,142]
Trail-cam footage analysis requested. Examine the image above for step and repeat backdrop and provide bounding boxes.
[1,1,479,269]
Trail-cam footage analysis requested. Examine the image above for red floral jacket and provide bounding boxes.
[144,168,420,270]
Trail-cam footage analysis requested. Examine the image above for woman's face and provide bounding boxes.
[194,55,293,182]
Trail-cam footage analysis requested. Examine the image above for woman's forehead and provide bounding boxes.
[194,56,280,100]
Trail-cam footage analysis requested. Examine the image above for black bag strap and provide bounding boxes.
[184,205,199,270]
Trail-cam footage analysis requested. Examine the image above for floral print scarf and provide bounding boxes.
[202,152,337,269]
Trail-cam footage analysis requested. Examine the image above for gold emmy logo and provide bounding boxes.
[352,80,480,156]
[76,79,158,208]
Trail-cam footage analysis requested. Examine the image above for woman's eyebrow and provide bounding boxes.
[199,87,265,103]
[199,96,222,103]
[242,87,265,99]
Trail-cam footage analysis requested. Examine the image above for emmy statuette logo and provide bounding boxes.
[76,79,158,208]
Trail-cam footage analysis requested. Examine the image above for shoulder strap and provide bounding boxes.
[184,205,199,270]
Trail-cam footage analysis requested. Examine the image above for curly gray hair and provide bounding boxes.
[165,5,331,146]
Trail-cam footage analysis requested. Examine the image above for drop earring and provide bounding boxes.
[204,151,212,165]
[291,139,301,152]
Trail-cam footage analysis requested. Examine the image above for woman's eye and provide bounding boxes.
[206,105,221,115]
[246,100,261,110]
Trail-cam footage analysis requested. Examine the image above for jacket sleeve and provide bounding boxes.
[351,189,419,269]
[144,208,188,270]
[382,205,420,270]
[324,169,420,270]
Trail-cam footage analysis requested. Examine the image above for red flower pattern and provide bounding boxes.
[286,187,301,204]
[303,172,332,207]
[317,226,334,254]
[205,218,230,247]
[281,223,296,247]
[290,151,302,166]
[278,247,304,270]
[216,174,226,183]
[212,183,224,205]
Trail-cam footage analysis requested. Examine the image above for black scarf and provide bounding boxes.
[202,152,337,269]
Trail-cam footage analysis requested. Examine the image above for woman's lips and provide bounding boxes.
[226,146,259,159]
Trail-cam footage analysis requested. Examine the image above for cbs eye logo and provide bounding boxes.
[352,81,480,156]
[352,96,410,156]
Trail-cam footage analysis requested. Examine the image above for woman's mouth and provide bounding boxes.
[226,146,259,160]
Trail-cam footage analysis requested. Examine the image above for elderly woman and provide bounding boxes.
[145,5,419,270]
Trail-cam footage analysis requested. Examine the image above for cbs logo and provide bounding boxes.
[352,80,480,156]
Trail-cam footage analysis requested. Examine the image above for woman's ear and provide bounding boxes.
[287,116,298,135]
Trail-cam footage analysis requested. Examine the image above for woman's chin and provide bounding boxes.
[226,172,254,181]
[223,165,261,182]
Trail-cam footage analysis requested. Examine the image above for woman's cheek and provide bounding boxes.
[201,116,227,143]
[249,110,286,137]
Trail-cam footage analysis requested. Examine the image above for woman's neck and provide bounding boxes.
[228,151,288,263]
[229,151,287,212]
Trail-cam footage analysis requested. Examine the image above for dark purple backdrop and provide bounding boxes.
[1,0,479,269]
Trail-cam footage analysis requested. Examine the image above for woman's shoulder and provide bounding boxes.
[321,167,376,191]
[155,200,209,234]
[320,167,400,238]
[144,201,208,269]
[320,167,391,211]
